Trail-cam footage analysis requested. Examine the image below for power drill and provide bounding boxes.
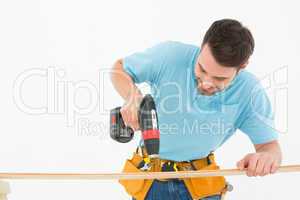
[110,94,160,166]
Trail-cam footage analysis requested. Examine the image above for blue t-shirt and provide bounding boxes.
[123,41,278,161]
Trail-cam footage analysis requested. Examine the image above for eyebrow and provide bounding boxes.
[198,62,229,79]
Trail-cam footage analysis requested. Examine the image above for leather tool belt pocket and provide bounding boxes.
[119,148,227,200]
[118,150,154,200]
[178,154,227,200]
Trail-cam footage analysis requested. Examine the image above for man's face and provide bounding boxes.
[194,44,241,96]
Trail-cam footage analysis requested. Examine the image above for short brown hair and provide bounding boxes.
[201,19,255,67]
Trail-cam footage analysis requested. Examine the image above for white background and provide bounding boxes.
[0,0,299,199]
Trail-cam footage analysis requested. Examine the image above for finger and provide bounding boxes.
[122,110,131,126]
[126,110,134,123]
[121,110,134,127]
[237,159,245,170]
[270,161,279,174]
[262,160,273,176]
[255,157,265,176]
[131,113,138,129]
[129,108,138,124]
[237,154,252,170]
[247,155,259,177]
[132,122,140,131]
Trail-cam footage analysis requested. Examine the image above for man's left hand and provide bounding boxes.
[236,152,281,177]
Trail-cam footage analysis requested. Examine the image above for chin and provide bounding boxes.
[199,89,214,96]
[203,92,213,96]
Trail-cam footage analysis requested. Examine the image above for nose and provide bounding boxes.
[199,76,214,90]
[201,81,214,90]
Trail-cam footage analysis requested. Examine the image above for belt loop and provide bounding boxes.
[206,156,211,165]
[207,151,214,165]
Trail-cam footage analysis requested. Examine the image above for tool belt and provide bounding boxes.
[119,146,228,200]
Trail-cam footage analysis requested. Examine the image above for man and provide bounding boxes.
[110,19,282,200]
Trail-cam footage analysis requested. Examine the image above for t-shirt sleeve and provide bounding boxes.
[238,83,279,144]
[122,41,169,85]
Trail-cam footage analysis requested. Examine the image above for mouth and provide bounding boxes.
[198,88,214,96]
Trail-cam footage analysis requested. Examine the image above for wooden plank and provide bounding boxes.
[0,165,299,180]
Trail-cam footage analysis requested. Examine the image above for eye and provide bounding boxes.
[194,76,201,83]
[198,63,206,73]
[200,67,206,73]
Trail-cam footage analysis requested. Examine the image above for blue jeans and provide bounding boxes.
[132,179,221,200]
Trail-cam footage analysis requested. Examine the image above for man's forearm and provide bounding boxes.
[110,59,143,102]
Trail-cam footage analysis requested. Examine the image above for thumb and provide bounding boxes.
[237,154,252,170]
[237,158,246,170]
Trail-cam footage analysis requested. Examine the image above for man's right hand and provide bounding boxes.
[120,93,143,131]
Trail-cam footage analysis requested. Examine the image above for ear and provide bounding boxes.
[236,60,249,74]
[240,60,249,69]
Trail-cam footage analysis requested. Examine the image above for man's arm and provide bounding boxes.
[236,76,281,177]
[110,59,143,102]
[237,140,282,177]
[110,59,143,131]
